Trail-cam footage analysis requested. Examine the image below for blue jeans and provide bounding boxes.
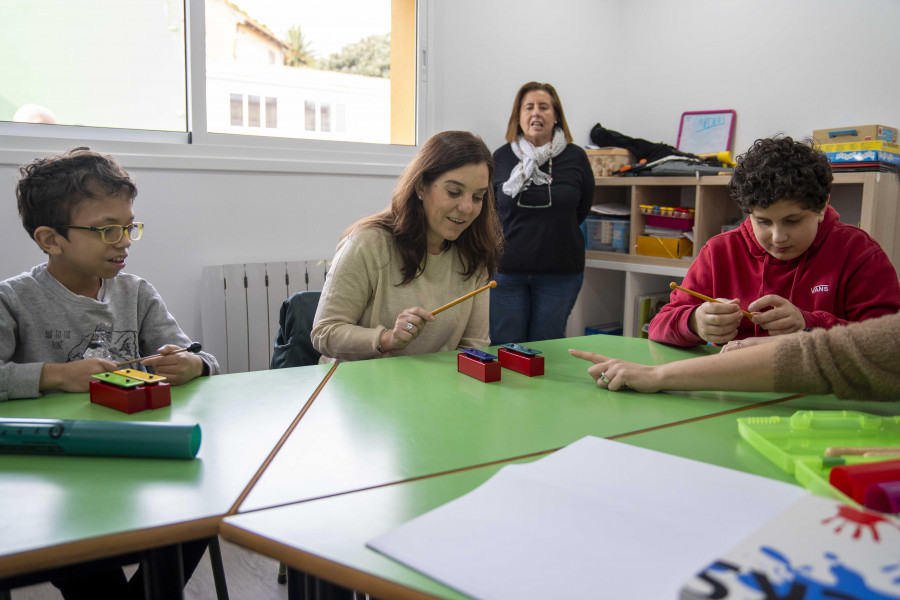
[489,272,584,345]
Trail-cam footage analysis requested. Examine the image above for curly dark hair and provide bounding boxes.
[348,131,503,285]
[729,136,832,214]
[16,146,137,241]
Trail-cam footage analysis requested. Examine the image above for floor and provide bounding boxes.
[11,538,288,600]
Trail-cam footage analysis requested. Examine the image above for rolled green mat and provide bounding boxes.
[0,418,201,459]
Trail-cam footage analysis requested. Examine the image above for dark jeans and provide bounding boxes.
[51,539,208,600]
[489,272,584,345]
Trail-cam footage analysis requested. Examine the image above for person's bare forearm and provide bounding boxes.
[653,342,776,392]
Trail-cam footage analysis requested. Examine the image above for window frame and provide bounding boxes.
[0,0,430,177]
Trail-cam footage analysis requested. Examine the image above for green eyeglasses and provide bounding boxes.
[64,222,144,244]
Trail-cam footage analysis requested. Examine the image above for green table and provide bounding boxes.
[240,335,793,511]
[224,460,527,600]
[222,395,900,600]
[0,364,331,583]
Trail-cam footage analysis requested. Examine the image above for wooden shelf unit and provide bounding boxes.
[567,171,900,338]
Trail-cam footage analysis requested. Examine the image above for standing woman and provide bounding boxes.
[312,131,503,362]
[491,82,594,345]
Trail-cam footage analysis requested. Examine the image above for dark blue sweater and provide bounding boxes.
[493,143,594,274]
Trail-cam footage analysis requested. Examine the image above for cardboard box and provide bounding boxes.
[825,149,900,166]
[635,235,693,259]
[585,147,635,177]
[816,140,900,154]
[813,124,897,145]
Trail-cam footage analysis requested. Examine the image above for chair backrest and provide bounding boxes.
[270,290,322,368]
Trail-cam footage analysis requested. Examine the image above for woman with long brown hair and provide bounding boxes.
[312,130,503,362]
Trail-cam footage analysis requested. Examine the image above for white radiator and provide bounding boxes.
[200,260,330,374]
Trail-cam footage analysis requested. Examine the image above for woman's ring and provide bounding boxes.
[406,322,414,331]
[600,372,610,384]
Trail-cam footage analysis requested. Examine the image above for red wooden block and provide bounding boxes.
[89,380,171,414]
[457,353,501,383]
[144,382,172,409]
[498,347,545,377]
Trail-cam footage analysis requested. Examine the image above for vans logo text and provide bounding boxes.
[811,284,829,293]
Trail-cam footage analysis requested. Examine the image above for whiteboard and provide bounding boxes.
[676,110,736,154]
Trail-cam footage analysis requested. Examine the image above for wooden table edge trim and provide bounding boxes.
[607,394,803,440]
[230,393,804,514]
[217,393,805,598]
[220,521,446,600]
[0,515,221,581]
[227,363,339,516]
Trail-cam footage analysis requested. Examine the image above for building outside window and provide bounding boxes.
[0,0,417,146]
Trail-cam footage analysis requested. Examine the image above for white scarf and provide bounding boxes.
[502,127,568,198]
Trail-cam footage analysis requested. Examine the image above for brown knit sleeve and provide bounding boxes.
[774,313,900,401]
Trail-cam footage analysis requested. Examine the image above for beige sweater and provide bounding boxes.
[312,227,491,362]
[775,312,900,400]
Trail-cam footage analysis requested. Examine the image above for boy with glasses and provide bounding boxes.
[1,146,218,401]
[1,147,219,598]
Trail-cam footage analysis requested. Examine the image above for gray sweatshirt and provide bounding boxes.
[0,264,219,400]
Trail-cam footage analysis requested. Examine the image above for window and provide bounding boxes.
[230,94,243,126]
[266,97,277,128]
[1,0,418,147]
[0,0,187,131]
[248,96,261,127]
[204,0,414,144]
[320,104,331,133]
[304,101,316,131]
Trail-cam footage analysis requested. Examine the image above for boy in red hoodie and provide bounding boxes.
[649,136,900,347]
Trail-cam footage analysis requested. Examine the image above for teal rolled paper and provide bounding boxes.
[0,418,201,459]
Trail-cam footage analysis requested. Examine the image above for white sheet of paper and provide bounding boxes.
[368,436,808,600]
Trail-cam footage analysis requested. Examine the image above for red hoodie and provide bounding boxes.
[648,206,900,347]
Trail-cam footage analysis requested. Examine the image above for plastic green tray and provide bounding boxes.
[737,410,900,505]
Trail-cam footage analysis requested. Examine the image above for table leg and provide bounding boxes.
[140,543,184,600]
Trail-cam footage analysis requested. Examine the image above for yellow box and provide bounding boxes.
[635,236,693,259]
[585,147,635,177]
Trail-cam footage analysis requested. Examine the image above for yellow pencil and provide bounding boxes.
[824,446,900,457]
[669,282,753,319]
[431,281,497,316]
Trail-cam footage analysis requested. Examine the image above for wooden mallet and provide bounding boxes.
[115,342,203,368]
[431,281,497,315]
[669,282,754,319]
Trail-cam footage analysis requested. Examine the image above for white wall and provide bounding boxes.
[0,155,397,342]
[3,0,900,347]
[434,0,900,154]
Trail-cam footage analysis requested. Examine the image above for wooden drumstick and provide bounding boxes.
[431,281,497,316]
[669,282,754,319]
[115,342,203,367]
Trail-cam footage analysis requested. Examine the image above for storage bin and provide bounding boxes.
[584,217,629,253]
[635,235,693,259]
[646,214,694,231]
[584,148,635,177]
[585,322,623,336]
[738,410,900,506]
